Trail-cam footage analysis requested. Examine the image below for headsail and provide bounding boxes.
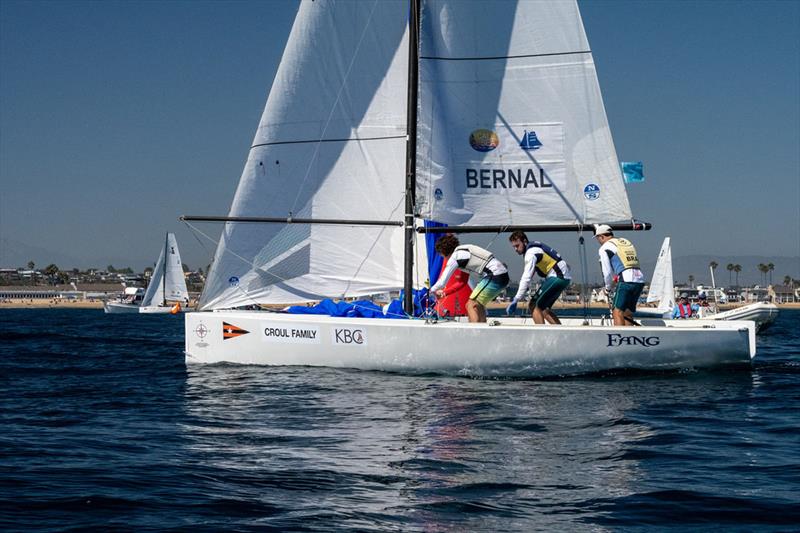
[142,233,189,307]
[199,1,410,310]
[646,237,675,313]
[415,0,632,227]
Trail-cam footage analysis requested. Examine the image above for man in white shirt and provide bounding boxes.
[594,224,645,326]
[429,234,509,323]
[506,231,571,324]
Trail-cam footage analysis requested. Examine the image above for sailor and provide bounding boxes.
[429,234,509,323]
[433,257,472,317]
[594,224,646,326]
[506,231,572,324]
[672,293,698,319]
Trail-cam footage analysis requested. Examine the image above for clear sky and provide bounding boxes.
[1,0,798,283]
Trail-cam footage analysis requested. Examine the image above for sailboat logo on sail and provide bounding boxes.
[469,129,499,152]
[583,183,601,200]
[519,130,543,150]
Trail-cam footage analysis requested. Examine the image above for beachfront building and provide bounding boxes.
[768,284,796,303]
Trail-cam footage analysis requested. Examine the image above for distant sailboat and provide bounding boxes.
[638,237,675,317]
[104,233,189,314]
[641,237,778,331]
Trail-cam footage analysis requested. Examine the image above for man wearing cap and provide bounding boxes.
[594,224,645,326]
[672,293,698,319]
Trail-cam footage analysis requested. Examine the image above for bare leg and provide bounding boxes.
[612,308,626,326]
[466,299,486,323]
[623,309,639,326]
[542,309,562,325]
[531,306,545,324]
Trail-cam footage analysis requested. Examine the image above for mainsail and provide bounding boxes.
[142,232,189,307]
[415,0,632,226]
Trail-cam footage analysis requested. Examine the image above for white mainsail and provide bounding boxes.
[142,232,189,307]
[646,237,675,313]
[199,1,410,310]
[416,0,632,226]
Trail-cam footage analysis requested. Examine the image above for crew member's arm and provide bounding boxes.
[430,256,459,295]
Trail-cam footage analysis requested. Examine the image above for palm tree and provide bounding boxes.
[734,264,741,287]
[727,263,734,286]
[27,260,35,270]
[767,263,774,285]
[756,263,765,285]
[784,275,792,287]
[688,274,695,288]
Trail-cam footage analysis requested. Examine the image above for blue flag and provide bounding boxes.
[621,161,644,183]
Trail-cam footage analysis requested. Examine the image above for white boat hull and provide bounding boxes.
[103,301,141,314]
[701,302,779,332]
[104,302,183,314]
[139,305,180,314]
[185,311,755,378]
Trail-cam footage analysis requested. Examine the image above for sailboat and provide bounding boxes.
[104,232,189,314]
[182,0,755,377]
[638,237,675,317]
[642,237,778,331]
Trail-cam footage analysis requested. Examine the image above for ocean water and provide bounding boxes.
[1,309,798,531]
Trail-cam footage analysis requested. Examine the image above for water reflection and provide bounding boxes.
[179,366,762,529]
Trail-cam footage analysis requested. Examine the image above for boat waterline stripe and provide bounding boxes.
[251,135,406,149]
[420,50,591,61]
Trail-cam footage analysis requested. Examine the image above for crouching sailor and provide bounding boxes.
[506,231,572,324]
[430,234,509,323]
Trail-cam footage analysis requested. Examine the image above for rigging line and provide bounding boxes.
[183,221,294,286]
[577,228,591,322]
[341,192,406,298]
[252,135,405,149]
[289,0,380,213]
[182,220,217,265]
[182,220,279,309]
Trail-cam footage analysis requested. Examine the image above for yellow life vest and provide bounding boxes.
[610,238,640,270]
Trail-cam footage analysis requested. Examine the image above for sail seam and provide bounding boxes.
[420,50,591,61]
[251,135,406,149]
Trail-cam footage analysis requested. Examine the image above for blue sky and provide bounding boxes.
[1,0,798,283]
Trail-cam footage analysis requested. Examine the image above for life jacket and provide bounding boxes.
[676,302,694,318]
[527,241,564,278]
[608,237,640,274]
[454,244,494,275]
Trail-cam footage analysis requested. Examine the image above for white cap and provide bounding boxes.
[594,224,613,236]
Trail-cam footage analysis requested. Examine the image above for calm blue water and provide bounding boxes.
[1,309,798,531]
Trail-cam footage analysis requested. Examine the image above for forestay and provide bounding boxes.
[415,0,632,227]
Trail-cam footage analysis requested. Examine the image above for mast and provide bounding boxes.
[162,232,168,307]
[403,0,420,315]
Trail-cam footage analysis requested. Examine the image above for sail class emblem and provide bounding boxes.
[223,322,249,340]
[519,130,542,150]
